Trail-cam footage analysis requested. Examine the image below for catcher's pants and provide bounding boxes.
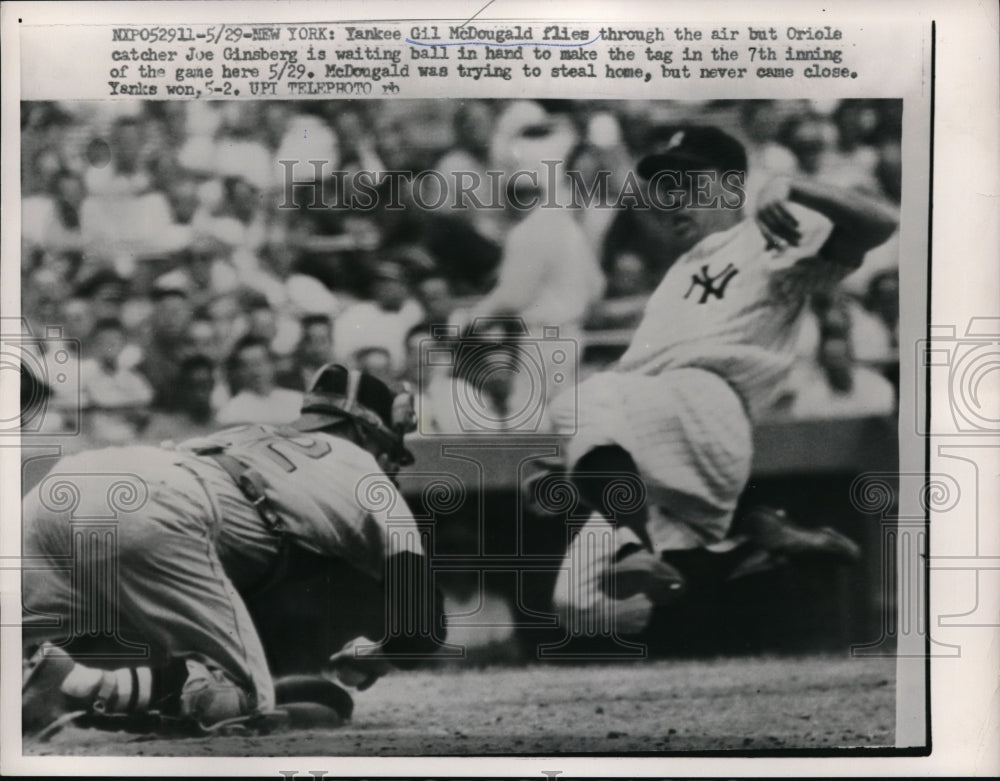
[21,447,275,713]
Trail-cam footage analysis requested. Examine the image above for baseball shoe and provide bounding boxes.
[22,643,88,738]
[727,548,787,580]
[739,507,862,563]
[24,646,281,739]
[178,660,252,727]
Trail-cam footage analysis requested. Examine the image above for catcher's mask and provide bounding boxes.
[296,363,416,467]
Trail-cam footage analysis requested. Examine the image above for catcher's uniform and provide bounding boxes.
[551,204,846,552]
[22,425,423,714]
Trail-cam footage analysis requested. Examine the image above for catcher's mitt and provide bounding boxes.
[274,674,354,727]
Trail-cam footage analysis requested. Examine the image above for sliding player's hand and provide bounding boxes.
[755,176,802,249]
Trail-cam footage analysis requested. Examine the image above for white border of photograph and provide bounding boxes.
[1,0,997,776]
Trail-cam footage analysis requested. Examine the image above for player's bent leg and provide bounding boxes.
[551,511,659,639]
[22,643,259,738]
[21,459,275,734]
[620,369,754,549]
[20,484,84,652]
[571,444,652,549]
[108,482,275,716]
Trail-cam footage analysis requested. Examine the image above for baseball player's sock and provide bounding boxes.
[112,657,253,725]
[61,663,153,714]
[60,664,104,699]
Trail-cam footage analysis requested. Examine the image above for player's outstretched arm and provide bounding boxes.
[326,550,445,690]
[756,176,899,268]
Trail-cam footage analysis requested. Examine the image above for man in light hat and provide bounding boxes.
[464,100,606,430]
[473,100,606,340]
[22,365,440,738]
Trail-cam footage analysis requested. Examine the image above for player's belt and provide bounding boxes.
[187,444,291,597]
[205,451,284,534]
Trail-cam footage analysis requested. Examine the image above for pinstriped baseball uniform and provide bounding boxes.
[22,426,422,714]
[551,204,842,552]
[618,204,838,419]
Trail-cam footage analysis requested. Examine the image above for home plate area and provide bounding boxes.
[29,655,895,756]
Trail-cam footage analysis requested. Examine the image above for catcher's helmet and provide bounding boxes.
[297,364,416,465]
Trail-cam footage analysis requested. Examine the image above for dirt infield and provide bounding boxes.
[28,655,895,756]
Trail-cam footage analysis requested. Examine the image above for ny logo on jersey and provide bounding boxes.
[684,262,739,303]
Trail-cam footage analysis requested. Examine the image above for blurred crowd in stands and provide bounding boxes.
[19,98,902,450]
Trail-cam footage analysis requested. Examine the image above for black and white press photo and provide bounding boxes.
[3,2,997,777]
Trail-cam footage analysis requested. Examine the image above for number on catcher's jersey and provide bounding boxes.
[257,435,332,473]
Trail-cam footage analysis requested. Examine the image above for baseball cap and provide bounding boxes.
[636,125,748,179]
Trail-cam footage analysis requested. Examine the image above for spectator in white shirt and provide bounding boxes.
[469,100,603,409]
[200,175,267,259]
[276,314,335,392]
[83,116,150,198]
[402,323,470,435]
[333,259,424,374]
[142,354,219,444]
[241,293,299,365]
[352,346,396,388]
[182,316,230,412]
[212,103,275,191]
[80,318,154,444]
[217,336,303,426]
[473,100,605,336]
[22,169,86,255]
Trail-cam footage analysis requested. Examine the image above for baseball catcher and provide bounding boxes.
[545,126,898,636]
[22,364,442,739]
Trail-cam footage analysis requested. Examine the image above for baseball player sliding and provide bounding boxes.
[547,126,898,634]
[22,365,441,738]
